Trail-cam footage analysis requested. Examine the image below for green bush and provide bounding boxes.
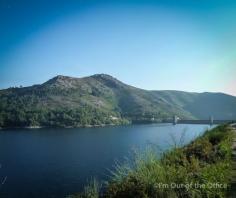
[184,137,214,163]
[73,125,234,198]
[68,179,100,198]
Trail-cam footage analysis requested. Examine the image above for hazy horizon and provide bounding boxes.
[1,0,236,96]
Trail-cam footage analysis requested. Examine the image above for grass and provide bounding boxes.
[70,124,234,198]
[67,179,100,198]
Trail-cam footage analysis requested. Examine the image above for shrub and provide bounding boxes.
[73,124,233,198]
[68,179,101,198]
[184,137,214,163]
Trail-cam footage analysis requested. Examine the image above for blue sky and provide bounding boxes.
[1,0,236,95]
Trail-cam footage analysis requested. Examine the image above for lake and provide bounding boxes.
[0,124,214,198]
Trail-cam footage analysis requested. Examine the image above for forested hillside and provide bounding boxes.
[0,74,236,128]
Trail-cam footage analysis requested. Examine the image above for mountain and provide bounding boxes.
[0,74,236,128]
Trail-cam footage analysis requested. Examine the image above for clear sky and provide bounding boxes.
[0,0,236,95]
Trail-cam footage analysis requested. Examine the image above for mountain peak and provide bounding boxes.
[49,74,116,82]
[52,75,72,81]
[91,74,125,88]
[92,73,117,80]
[43,74,121,88]
[43,75,78,88]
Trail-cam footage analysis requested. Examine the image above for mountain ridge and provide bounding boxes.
[0,74,236,128]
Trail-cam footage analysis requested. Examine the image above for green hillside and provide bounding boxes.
[0,74,236,128]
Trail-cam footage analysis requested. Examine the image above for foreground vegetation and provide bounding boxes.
[70,124,234,198]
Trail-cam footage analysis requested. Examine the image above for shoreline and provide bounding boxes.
[0,122,218,131]
[0,123,129,130]
[0,118,234,130]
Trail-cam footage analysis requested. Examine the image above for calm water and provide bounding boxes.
[0,124,214,198]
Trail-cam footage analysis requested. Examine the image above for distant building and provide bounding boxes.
[210,116,214,125]
[173,115,180,125]
[110,115,118,120]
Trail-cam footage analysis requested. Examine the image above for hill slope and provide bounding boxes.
[0,74,236,127]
